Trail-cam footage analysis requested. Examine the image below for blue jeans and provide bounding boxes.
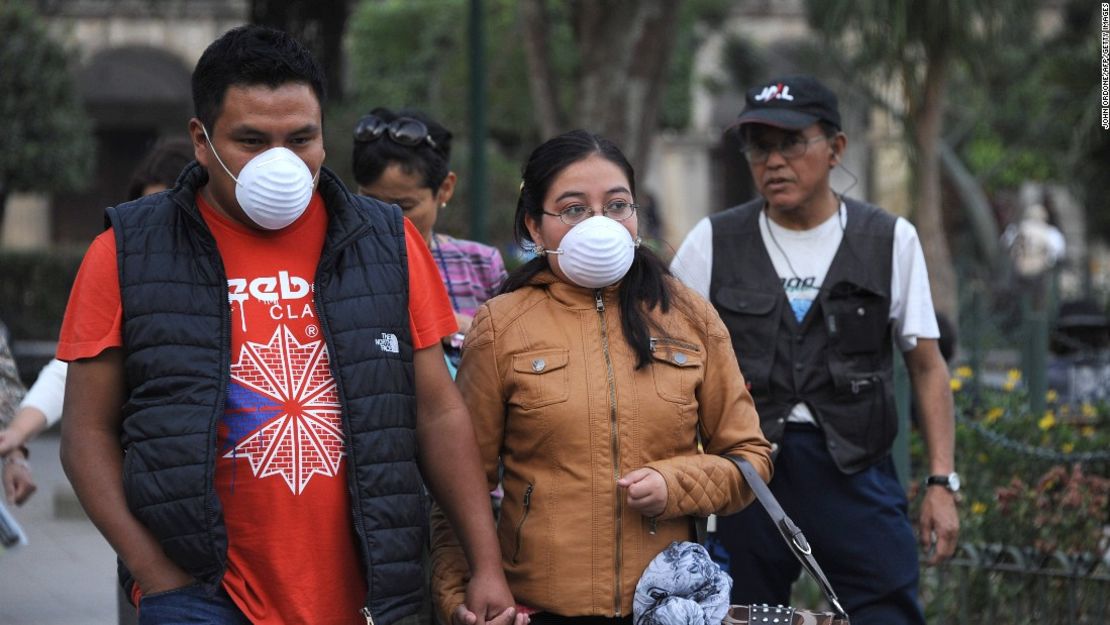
[715,425,926,625]
[138,584,250,625]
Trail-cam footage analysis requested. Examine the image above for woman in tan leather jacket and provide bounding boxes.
[432,131,772,625]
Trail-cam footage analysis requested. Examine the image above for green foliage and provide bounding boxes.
[911,367,1110,558]
[0,248,84,341]
[346,0,541,154]
[0,1,93,195]
[945,2,1098,200]
[962,133,1053,192]
[660,0,736,129]
[343,0,731,248]
[911,368,1110,620]
[344,0,547,247]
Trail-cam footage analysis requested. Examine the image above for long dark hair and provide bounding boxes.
[504,130,674,369]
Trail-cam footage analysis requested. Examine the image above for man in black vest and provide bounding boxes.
[58,25,519,625]
[671,75,959,625]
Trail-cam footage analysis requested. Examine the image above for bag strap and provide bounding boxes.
[725,455,849,620]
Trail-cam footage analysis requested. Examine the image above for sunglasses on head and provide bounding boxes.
[353,115,438,150]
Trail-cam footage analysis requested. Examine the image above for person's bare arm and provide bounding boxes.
[60,349,193,593]
[904,338,959,565]
[0,407,49,456]
[414,343,516,624]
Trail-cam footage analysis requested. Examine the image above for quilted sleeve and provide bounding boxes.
[646,298,773,519]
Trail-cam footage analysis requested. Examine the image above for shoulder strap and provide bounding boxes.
[725,455,849,620]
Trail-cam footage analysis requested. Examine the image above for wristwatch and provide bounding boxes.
[925,472,960,493]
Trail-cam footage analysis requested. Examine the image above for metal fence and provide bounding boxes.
[922,543,1109,624]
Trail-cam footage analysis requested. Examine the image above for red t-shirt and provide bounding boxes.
[58,192,456,624]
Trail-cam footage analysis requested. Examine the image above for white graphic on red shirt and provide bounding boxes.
[225,325,345,494]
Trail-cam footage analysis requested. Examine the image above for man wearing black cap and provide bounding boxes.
[671,75,958,624]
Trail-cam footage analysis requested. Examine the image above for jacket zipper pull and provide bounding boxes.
[649,337,657,352]
[595,290,605,311]
[361,607,375,625]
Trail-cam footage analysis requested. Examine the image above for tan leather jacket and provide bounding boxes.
[431,271,772,619]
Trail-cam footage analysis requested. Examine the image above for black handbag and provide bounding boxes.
[720,455,850,625]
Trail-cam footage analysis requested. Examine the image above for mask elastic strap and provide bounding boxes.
[200,125,240,185]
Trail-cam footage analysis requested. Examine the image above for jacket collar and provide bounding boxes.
[529,269,622,310]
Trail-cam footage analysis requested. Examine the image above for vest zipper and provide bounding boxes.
[316,287,374,618]
[512,483,534,564]
[208,231,232,584]
[596,290,623,616]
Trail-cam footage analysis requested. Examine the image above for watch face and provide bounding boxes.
[948,473,961,492]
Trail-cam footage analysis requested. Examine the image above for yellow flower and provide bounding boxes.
[1081,403,1097,418]
[955,365,973,379]
[985,407,1004,424]
[1082,426,1095,438]
[1045,389,1057,403]
[1007,369,1022,382]
[971,501,987,515]
[1061,442,1075,453]
[1038,411,1056,431]
[950,378,962,391]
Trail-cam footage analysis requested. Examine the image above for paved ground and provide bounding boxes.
[0,431,120,625]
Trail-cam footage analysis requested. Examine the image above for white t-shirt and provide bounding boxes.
[19,357,67,427]
[670,203,940,424]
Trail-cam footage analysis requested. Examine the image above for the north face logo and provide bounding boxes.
[754,83,794,102]
[375,333,399,353]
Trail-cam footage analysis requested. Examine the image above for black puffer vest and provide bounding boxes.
[106,163,425,623]
[709,197,897,474]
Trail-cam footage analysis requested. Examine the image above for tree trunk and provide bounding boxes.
[911,56,959,323]
[519,0,565,139]
[251,0,350,100]
[939,141,999,267]
[571,0,682,175]
[0,185,7,239]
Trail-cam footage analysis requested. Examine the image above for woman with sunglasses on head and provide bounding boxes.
[430,130,773,625]
[353,108,507,371]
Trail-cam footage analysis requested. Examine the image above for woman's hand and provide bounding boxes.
[2,453,37,505]
[618,467,667,518]
[454,312,475,337]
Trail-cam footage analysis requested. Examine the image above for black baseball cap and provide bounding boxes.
[733,75,841,131]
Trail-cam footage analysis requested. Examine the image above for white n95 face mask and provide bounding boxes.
[545,215,639,288]
[202,126,319,230]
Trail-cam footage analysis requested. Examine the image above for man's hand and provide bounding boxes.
[919,486,959,565]
[451,569,528,625]
[617,467,668,518]
[135,565,197,597]
[2,455,37,505]
[452,604,527,625]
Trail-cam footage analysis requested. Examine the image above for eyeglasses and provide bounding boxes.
[353,115,438,149]
[543,200,637,226]
[741,134,828,164]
